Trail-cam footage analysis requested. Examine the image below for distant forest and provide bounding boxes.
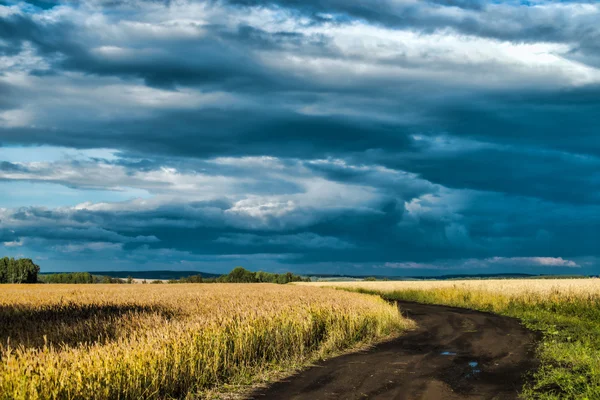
[3,258,593,284]
[193,267,311,284]
[41,267,310,284]
[2,260,309,284]
[40,272,125,284]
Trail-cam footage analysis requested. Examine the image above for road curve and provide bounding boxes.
[249,301,539,400]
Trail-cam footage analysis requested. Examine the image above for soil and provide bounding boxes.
[249,301,539,400]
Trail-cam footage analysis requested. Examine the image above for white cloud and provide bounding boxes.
[215,232,354,249]
[2,240,23,247]
[0,153,402,223]
[54,242,123,253]
[0,109,32,128]
[488,256,579,268]
[260,25,600,89]
[383,256,580,270]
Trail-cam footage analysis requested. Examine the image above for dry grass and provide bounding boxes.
[0,284,410,400]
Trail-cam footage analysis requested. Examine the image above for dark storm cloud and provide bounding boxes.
[223,0,600,45]
[0,82,18,110]
[0,198,459,262]
[4,0,598,93]
[0,17,247,89]
[432,87,600,157]
[461,193,600,259]
[0,0,596,159]
[0,110,415,158]
[221,0,600,76]
[0,161,26,172]
[303,160,435,201]
[0,11,296,90]
[61,40,275,90]
[0,12,79,57]
[1,0,599,274]
[5,188,597,268]
[373,139,600,206]
[17,1,60,10]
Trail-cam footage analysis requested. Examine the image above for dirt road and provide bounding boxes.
[249,301,539,400]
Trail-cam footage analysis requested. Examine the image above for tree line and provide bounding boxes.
[1,261,309,284]
[0,257,40,283]
[40,268,309,284]
[39,272,125,284]
[167,267,310,284]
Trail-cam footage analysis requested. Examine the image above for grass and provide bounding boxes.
[301,279,600,399]
[0,284,412,399]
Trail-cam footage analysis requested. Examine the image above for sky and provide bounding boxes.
[0,0,599,276]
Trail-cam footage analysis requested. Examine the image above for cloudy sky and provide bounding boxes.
[1,0,599,275]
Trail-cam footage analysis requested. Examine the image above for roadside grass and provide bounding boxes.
[338,285,600,400]
[0,284,411,399]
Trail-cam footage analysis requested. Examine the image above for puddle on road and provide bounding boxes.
[466,361,481,377]
[439,352,481,379]
[440,351,457,356]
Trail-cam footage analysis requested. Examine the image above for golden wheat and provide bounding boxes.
[300,278,600,298]
[0,284,410,399]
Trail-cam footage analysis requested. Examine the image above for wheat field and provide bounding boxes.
[0,284,411,400]
[301,278,600,297]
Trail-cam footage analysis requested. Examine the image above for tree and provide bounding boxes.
[0,257,40,283]
[183,274,203,283]
[255,271,269,283]
[102,276,113,284]
[227,267,257,283]
[0,257,7,283]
